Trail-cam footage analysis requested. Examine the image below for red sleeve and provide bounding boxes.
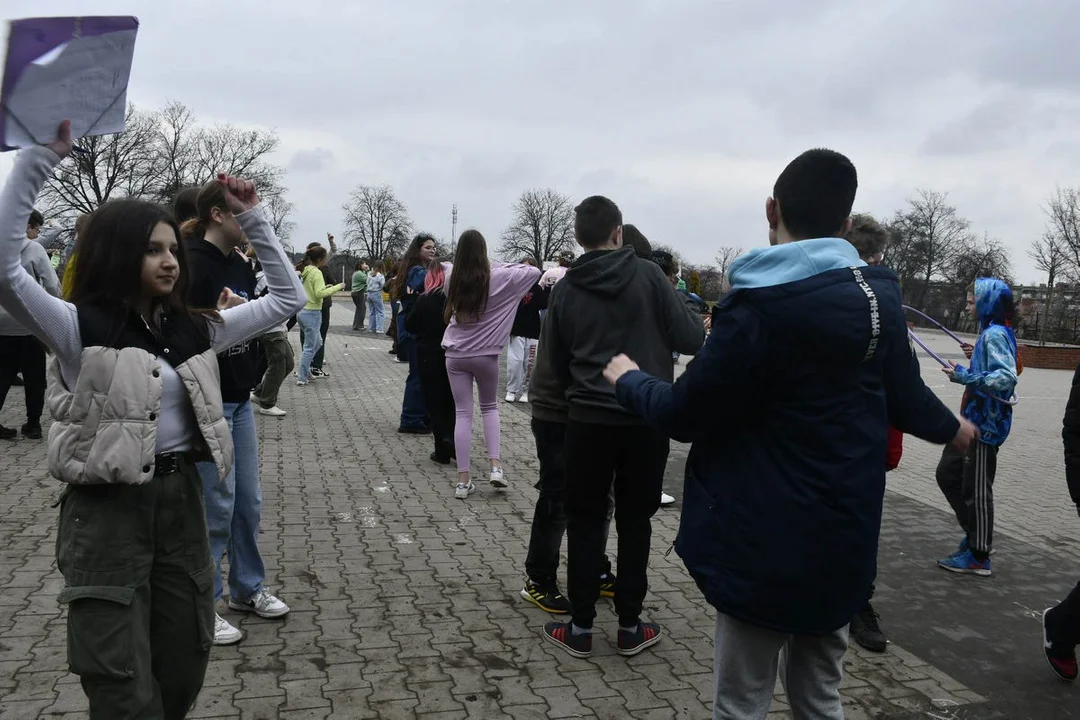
[886,426,904,471]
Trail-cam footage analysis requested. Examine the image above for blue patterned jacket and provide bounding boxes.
[950,278,1019,447]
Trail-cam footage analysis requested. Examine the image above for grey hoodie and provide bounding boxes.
[0,239,60,336]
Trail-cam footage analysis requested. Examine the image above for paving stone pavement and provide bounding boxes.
[0,304,1075,719]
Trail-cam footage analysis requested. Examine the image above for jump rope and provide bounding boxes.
[902,305,1019,407]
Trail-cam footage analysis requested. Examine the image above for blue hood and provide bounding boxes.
[729,238,865,290]
[974,277,1013,329]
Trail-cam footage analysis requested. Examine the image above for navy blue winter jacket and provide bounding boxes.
[614,238,960,635]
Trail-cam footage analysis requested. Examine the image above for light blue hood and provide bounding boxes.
[728,238,865,291]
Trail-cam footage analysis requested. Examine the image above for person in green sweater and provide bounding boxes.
[351,261,369,331]
[297,246,344,385]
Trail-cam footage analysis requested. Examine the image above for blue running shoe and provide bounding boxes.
[951,537,994,558]
[938,549,992,576]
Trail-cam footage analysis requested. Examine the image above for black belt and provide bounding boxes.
[153,451,192,477]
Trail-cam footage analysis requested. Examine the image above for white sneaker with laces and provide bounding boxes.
[660,492,676,506]
[214,614,243,645]
[455,482,476,499]
[505,392,517,403]
[258,405,287,417]
[490,467,507,488]
[518,392,529,403]
[227,588,290,619]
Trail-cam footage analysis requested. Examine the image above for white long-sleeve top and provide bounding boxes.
[0,146,305,444]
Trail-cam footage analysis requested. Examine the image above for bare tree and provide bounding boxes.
[1030,214,1070,345]
[38,101,293,236]
[341,185,413,262]
[499,189,575,263]
[264,193,297,246]
[891,190,972,310]
[39,104,164,218]
[1043,187,1080,282]
[714,245,744,281]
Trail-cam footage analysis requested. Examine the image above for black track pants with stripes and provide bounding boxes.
[936,441,999,559]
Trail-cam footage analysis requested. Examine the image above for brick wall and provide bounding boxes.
[1019,344,1080,371]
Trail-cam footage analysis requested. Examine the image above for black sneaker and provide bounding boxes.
[520,580,571,614]
[21,423,42,440]
[0,425,16,440]
[599,572,617,599]
[430,451,452,465]
[398,426,431,435]
[617,622,662,656]
[851,603,887,652]
[543,621,592,658]
[1044,605,1079,682]
[311,368,329,378]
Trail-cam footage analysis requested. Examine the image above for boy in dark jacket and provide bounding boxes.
[1042,363,1080,682]
[539,196,705,659]
[935,278,1019,576]
[604,149,976,717]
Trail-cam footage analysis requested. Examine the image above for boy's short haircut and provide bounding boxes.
[574,196,623,249]
[650,250,678,278]
[846,213,890,261]
[773,148,857,240]
[622,224,652,259]
[28,209,44,228]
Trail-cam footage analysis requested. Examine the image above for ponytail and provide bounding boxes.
[179,217,202,239]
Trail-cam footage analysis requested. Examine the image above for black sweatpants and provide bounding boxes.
[565,420,669,629]
[418,352,455,462]
[525,418,612,588]
[936,441,999,560]
[0,334,46,426]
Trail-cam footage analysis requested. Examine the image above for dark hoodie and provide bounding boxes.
[614,238,960,635]
[540,246,704,425]
[186,237,258,402]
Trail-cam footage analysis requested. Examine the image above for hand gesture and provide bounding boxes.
[949,418,979,454]
[216,174,260,214]
[217,287,247,311]
[603,354,640,386]
[47,120,73,160]
[941,361,958,381]
[961,343,974,360]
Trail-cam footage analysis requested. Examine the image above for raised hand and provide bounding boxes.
[47,120,73,160]
[216,173,260,214]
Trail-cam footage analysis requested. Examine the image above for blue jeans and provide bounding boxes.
[198,401,264,602]
[368,292,385,332]
[398,317,429,430]
[297,309,323,382]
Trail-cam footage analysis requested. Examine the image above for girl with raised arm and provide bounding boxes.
[0,122,305,719]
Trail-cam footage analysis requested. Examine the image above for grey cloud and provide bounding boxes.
[288,148,334,173]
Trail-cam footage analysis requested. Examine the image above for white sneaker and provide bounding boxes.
[227,588,290,619]
[660,492,676,506]
[455,482,476,499]
[214,614,243,645]
[249,392,263,408]
[257,405,287,417]
[505,392,517,403]
[518,392,529,403]
[296,379,309,386]
[490,467,507,488]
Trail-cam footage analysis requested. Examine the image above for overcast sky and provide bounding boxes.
[4,0,1079,283]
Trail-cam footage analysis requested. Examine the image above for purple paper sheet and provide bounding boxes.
[0,16,140,150]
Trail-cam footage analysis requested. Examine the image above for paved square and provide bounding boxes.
[0,304,1076,718]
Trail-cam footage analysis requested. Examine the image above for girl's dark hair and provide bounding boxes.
[173,186,201,224]
[306,246,328,264]
[178,181,229,239]
[355,260,365,270]
[392,233,436,300]
[444,230,490,324]
[68,199,210,336]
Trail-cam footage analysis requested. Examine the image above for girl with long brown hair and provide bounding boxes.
[441,230,540,498]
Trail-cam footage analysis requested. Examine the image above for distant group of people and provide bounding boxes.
[0,119,1075,720]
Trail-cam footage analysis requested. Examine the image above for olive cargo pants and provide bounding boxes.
[56,456,215,719]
